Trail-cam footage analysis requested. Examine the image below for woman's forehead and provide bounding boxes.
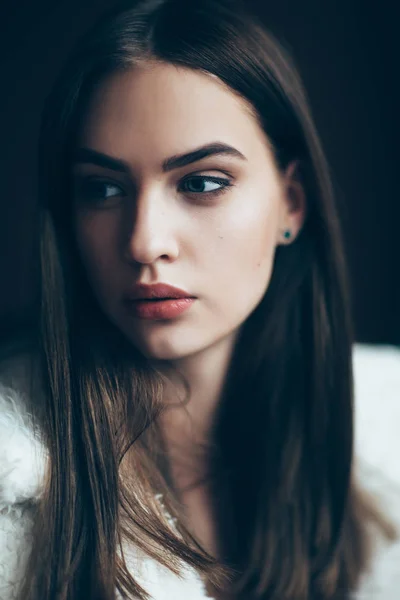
[77,63,274,174]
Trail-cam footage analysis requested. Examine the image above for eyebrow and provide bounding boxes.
[72,142,247,174]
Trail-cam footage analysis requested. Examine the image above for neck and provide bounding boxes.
[154,333,237,491]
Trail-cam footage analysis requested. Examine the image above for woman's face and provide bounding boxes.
[72,63,304,360]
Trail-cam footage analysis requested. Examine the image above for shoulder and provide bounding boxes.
[353,462,400,600]
[352,343,400,599]
[0,504,37,600]
[0,352,48,509]
[352,343,400,486]
[119,541,211,600]
[0,352,210,600]
[0,351,48,599]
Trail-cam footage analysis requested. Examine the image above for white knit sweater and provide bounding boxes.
[0,344,399,599]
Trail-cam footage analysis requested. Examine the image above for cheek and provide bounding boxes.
[74,214,120,300]
[211,197,279,285]
[201,194,280,326]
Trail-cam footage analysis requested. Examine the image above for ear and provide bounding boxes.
[277,160,307,246]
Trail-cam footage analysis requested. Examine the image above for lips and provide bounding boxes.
[124,283,195,301]
[123,283,196,320]
[125,297,195,320]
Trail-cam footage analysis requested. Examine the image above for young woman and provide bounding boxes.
[0,0,399,598]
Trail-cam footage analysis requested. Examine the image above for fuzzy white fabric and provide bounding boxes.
[0,344,399,599]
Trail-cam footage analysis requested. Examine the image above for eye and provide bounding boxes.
[73,177,126,204]
[179,175,233,197]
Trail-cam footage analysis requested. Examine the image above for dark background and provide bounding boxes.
[1,0,399,344]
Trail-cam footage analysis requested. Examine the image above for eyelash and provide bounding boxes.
[73,175,234,204]
[179,175,233,198]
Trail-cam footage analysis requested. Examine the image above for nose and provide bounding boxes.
[123,187,179,265]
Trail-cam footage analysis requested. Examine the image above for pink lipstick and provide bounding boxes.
[124,283,196,320]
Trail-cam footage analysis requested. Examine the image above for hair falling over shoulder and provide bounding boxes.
[13,0,396,598]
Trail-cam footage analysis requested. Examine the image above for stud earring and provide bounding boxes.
[282,229,292,241]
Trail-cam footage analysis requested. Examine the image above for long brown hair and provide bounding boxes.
[11,0,395,598]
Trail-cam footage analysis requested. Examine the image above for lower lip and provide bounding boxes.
[125,298,196,320]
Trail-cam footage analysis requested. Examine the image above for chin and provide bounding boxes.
[123,326,202,362]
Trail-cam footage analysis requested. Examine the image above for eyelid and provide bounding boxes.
[180,174,233,183]
[72,176,128,205]
[178,171,235,188]
[73,173,123,183]
[181,166,236,178]
[178,174,235,200]
[73,171,130,190]
[73,167,235,183]
[73,174,126,189]
[73,172,235,198]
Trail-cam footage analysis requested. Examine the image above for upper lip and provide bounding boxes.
[125,283,195,301]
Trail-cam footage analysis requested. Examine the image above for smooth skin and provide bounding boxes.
[72,61,306,556]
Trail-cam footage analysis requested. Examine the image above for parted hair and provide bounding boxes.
[11,0,396,598]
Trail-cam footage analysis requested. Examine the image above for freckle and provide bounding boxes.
[218,236,224,239]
